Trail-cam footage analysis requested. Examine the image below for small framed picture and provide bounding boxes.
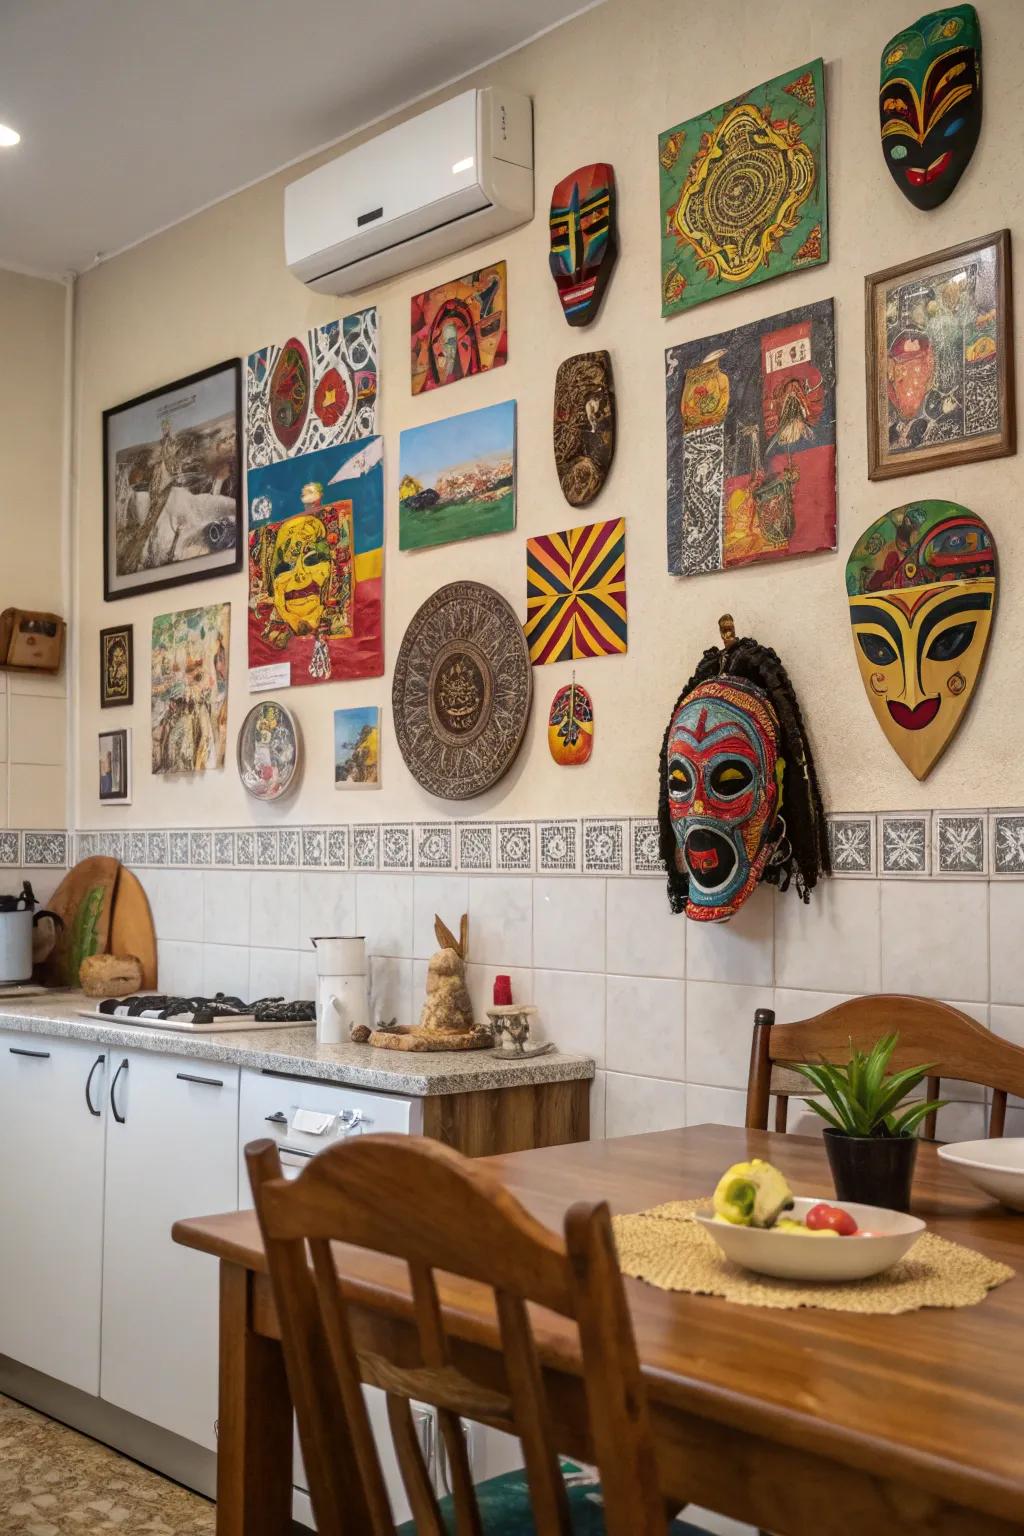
[102,358,243,600]
[865,229,1015,480]
[99,728,132,805]
[334,706,380,789]
[100,624,134,707]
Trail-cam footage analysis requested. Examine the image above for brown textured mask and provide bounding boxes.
[553,351,615,508]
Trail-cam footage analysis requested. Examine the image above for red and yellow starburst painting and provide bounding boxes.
[525,518,627,665]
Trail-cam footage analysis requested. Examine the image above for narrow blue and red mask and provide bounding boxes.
[548,163,618,326]
[665,678,781,922]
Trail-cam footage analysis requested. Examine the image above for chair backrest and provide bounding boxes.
[746,994,1024,1138]
[246,1133,666,1536]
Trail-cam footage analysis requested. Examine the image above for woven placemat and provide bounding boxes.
[612,1199,1015,1314]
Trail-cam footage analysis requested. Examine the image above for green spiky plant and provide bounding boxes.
[792,1033,946,1139]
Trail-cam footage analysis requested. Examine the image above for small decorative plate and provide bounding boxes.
[236,700,302,801]
[392,581,532,800]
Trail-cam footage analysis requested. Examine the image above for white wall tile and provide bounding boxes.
[467,876,532,968]
[935,1100,989,1142]
[685,886,773,985]
[157,940,204,995]
[9,693,66,766]
[533,877,603,972]
[249,947,300,1001]
[202,943,252,1000]
[203,870,251,949]
[880,881,987,1002]
[9,763,65,828]
[146,868,203,944]
[589,1071,607,1139]
[532,969,606,1063]
[991,1004,1024,1048]
[606,974,684,1080]
[686,980,773,1090]
[300,872,357,944]
[251,870,300,951]
[775,879,880,994]
[771,988,854,1023]
[357,873,414,959]
[0,765,8,827]
[605,1071,686,1139]
[990,883,1024,1006]
[369,956,413,1027]
[414,875,469,959]
[605,878,685,980]
[685,1083,748,1128]
[298,947,317,999]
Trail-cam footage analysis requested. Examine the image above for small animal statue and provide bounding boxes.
[364,913,490,1052]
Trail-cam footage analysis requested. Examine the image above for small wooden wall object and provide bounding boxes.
[0,609,66,673]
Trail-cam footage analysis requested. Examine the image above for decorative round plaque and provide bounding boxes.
[392,581,532,800]
[236,699,302,802]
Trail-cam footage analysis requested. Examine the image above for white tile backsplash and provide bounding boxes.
[300,871,357,945]
[413,875,470,959]
[532,969,606,1062]
[605,878,685,980]
[606,974,684,1079]
[686,980,773,1090]
[251,870,300,951]
[606,1072,687,1139]
[685,1083,748,1129]
[203,871,251,949]
[775,878,881,994]
[249,946,300,1001]
[533,877,603,972]
[464,875,532,969]
[685,886,773,985]
[990,883,1024,1006]
[880,881,988,1002]
[357,873,414,960]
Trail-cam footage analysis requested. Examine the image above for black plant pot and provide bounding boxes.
[823,1127,918,1213]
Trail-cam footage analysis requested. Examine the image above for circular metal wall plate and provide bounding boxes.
[236,699,302,802]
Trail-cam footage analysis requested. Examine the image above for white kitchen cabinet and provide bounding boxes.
[101,1049,239,1450]
[0,1031,108,1394]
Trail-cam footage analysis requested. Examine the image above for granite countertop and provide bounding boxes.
[0,995,595,1097]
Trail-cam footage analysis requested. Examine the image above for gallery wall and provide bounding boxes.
[0,268,68,833]
[71,0,1024,833]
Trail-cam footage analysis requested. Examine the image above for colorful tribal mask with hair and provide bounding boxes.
[664,677,782,922]
[880,5,981,210]
[846,500,996,780]
[549,164,617,326]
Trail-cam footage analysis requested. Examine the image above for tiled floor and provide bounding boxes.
[0,1394,215,1534]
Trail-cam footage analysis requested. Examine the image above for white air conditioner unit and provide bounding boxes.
[285,88,533,296]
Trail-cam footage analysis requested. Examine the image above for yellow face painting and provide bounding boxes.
[270,513,332,635]
[846,501,996,780]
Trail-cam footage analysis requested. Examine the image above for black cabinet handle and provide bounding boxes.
[9,1046,50,1059]
[110,1057,128,1124]
[85,1053,105,1117]
[176,1072,223,1088]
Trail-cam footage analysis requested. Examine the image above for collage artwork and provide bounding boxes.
[150,604,230,775]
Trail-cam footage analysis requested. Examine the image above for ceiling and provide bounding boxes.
[0,0,597,277]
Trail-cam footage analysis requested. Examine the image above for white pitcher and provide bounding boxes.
[311,935,369,1044]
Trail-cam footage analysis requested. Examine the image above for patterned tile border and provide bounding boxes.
[56,810,1024,882]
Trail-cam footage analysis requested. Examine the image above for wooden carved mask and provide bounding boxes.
[548,164,618,326]
[880,5,981,210]
[553,352,615,507]
[846,501,996,779]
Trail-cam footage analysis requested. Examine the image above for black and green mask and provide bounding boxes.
[880,5,981,210]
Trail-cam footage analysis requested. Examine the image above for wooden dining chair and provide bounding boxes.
[246,1133,711,1536]
[746,995,1024,1138]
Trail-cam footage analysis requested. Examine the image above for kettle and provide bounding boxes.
[0,882,61,984]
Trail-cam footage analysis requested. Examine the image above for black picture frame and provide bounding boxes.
[102,358,243,601]
[99,623,134,708]
[98,728,131,804]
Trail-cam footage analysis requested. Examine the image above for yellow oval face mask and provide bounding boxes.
[846,501,996,780]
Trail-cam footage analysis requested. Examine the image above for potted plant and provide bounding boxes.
[791,1033,945,1212]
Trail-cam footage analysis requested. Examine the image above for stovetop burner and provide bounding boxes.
[97,992,316,1025]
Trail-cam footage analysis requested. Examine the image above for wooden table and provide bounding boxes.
[173,1125,1024,1535]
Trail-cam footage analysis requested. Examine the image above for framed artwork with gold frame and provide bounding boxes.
[865,229,1015,481]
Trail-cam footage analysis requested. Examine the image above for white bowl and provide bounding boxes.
[695,1196,925,1281]
[938,1138,1024,1211]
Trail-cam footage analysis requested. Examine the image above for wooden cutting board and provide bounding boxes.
[109,867,158,990]
[38,856,120,987]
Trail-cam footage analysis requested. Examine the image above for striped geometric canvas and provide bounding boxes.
[525,517,627,665]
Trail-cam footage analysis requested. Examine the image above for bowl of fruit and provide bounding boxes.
[695,1159,926,1281]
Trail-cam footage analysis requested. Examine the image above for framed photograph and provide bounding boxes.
[99,624,133,707]
[334,706,380,789]
[103,358,243,601]
[99,728,132,805]
[865,230,1015,481]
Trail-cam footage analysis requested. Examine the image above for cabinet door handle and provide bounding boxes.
[110,1057,129,1124]
[85,1053,105,1117]
[176,1072,223,1088]
[9,1046,50,1059]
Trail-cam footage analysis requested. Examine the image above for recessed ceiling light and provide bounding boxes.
[0,124,20,148]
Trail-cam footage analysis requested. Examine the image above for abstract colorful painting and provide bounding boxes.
[525,518,627,665]
[665,299,836,577]
[247,437,383,688]
[410,262,507,394]
[399,401,515,551]
[151,604,230,775]
[334,706,380,789]
[245,308,377,470]
[846,500,996,780]
[865,230,1014,480]
[659,60,828,317]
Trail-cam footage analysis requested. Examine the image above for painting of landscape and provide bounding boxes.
[398,400,516,551]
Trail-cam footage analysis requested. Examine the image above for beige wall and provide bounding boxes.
[0,268,67,829]
[72,0,1024,831]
